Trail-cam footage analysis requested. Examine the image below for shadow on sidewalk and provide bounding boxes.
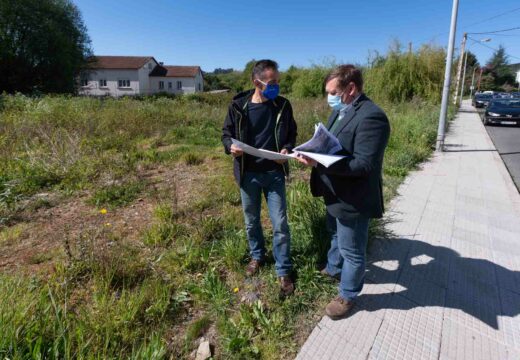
[354,236,520,330]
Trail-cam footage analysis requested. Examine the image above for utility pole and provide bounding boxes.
[469,66,478,99]
[436,0,460,152]
[453,32,467,105]
[408,42,413,54]
[477,68,483,92]
[460,51,469,104]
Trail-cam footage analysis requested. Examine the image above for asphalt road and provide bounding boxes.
[483,119,520,192]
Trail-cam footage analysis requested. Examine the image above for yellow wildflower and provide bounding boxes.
[233,287,239,293]
[99,208,107,215]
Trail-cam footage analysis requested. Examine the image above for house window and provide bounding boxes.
[80,78,89,87]
[168,82,172,89]
[148,63,152,69]
[159,81,164,90]
[99,79,107,87]
[177,81,182,90]
[198,83,201,91]
[118,79,131,88]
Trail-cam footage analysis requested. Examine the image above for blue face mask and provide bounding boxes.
[327,93,347,111]
[258,79,280,100]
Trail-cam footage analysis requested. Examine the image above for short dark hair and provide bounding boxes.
[325,64,363,92]
[251,59,279,81]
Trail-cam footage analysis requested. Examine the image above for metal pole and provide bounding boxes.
[460,51,468,104]
[436,0,460,152]
[453,33,467,105]
[477,68,483,92]
[469,66,477,99]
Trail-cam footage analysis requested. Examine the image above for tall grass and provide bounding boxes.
[364,44,447,103]
[0,47,456,357]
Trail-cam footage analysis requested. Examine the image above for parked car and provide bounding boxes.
[473,93,493,108]
[483,99,520,126]
[494,92,512,99]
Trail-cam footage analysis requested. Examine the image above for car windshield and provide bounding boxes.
[490,100,520,108]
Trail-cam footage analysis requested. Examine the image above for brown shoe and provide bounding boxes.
[245,259,263,276]
[279,276,295,296]
[325,296,354,319]
[320,268,340,281]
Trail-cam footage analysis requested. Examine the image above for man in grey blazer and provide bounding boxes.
[298,64,390,319]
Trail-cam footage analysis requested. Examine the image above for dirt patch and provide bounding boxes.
[0,160,218,275]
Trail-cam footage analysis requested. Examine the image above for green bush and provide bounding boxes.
[364,44,446,103]
[291,66,330,98]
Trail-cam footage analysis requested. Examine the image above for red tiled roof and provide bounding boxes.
[88,56,155,69]
[149,65,201,78]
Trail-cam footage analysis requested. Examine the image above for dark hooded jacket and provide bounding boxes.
[221,90,297,185]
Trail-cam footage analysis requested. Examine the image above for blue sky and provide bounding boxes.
[74,0,520,72]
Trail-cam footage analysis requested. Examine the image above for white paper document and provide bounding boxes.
[231,139,294,161]
[294,151,345,168]
[231,123,347,168]
[293,123,343,155]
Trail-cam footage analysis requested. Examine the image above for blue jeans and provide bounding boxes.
[325,212,370,301]
[240,171,292,276]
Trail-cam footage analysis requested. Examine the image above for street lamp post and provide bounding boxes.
[460,38,491,104]
[460,51,469,104]
[436,0,460,152]
[469,66,478,99]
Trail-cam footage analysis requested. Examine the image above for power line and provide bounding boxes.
[469,26,520,35]
[463,7,520,29]
[414,6,520,46]
[476,33,520,37]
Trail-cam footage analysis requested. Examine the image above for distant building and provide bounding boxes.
[79,56,203,96]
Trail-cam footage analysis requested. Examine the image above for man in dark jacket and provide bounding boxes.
[298,65,390,318]
[221,59,297,296]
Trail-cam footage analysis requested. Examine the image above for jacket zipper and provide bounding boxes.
[275,100,288,178]
[235,101,249,179]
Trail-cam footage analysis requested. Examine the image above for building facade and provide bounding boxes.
[79,56,203,96]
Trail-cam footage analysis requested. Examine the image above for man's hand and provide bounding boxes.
[296,154,317,167]
[274,148,289,164]
[230,144,243,157]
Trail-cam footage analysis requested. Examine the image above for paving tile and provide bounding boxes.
[450,239,493,261]
[498,288,520,351]
[402,240,451,288]
[395,269,446,307]
[444,287,504,344]
[493,253,520,294]
[365,238,410,291]
[439,318,520,360]
[368,294,442,360]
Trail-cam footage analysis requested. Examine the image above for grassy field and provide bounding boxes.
[0,92,453,359]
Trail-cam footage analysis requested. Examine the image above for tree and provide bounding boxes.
[203,72,224,91]
[461,51,479,95]
[0,0,92,94]
[240,59,257,90]
[279,65,300,95]
[482,45,516,91]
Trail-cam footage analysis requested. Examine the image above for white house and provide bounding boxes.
[149,65,204,94]
[79,56,203,96]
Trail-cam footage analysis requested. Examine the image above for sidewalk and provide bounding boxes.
[296,100,520,360]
